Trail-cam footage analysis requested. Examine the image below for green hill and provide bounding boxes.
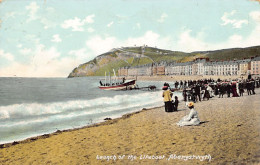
[68,45,260,77]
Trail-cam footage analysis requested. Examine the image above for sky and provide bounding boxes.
[0,0,259,77]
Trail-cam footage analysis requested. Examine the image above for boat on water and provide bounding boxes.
[98,69,137,90]
[98,79,136,90]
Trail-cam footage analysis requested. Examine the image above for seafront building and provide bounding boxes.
[251,56,260,75]
[118,56,260,77]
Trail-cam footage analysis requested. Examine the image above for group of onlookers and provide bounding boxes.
[180,77,259,103]
[162,77,259,112]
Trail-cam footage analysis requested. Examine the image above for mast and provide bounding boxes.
[113,69,117,84]
[109,72,111,85]
[105,72,107,86]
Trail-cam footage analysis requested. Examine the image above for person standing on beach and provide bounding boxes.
[251,79,256,95]
[173,96,179,111]
[183,88,187,102]
[231,82,239,97]
[226,83,232,98]
[162,86,173,112]
[195,84,201,102]
[246,80,252,95]
[238,81,244,97]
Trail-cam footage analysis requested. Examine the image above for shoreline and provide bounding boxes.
[0,89,259,164]
[0,105,164,148]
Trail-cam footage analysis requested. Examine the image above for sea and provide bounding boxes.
[0,77,181,144]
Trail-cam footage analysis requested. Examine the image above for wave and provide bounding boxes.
[0,91,162,120]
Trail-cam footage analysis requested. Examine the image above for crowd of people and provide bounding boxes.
[162,76,259,126]
[175,77,259,103]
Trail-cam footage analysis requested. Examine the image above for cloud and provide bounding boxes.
[250,11,260,21]
[221,10,248,28]
[0,57,80,77]
[87,27,95,33]
[68,48,88,60]
[25,2,39,22]
[85,31,172,57]
[84,14,95,23]
[136,23,141,29]
[0,44,82,77]
[41,17,57,29]
[176,29,209,52]
[157,13,168,23]
[133,23,141,30]
[125,31,171,48]
[107,21,114,27]
[17,44,23,48]
[61,15,95,31]
[51,34,62,43]
[20,48,32,55]
[0,49,14,61]
[86,36,119,56]
[173,10,260,52]
[3,12,16,20]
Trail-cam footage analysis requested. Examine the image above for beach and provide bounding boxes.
[0,89,260,164]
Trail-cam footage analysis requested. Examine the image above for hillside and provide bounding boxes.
[68,45,260,77]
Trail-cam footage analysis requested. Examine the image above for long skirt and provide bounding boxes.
[164,101,173,112]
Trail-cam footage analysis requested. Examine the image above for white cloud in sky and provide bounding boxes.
[136,23,141,29]
[61,15,95,31]
[133,23,141,30]
[0,45,82,77]
[25,2,39,22]
[84,31,172,57]
[174,11,260,52]
[4,12,16,20]
[69,48,88,60]
[61,17,85,31]
[86,36,120,57]
[17,44,23,48]
[0,49,14,61]
[221,10,248,28]
[84,14,95,23]
[126,31,161,46]
[41,18,56,29]
[107,21,114,27]
[157,13,168,23]
[20,48,32,55]
[87,27,95,33]
[250,11,260,21]
[51,34,62,43]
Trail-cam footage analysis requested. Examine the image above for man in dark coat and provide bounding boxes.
[246,80,252,95]
[195,84,201,102]
[226,83,232,97]
[251,79,256,95]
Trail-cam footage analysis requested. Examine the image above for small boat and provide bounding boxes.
[98,69,136,90]
[99,79,136,90]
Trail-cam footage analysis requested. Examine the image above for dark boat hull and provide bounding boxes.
[99,80,136,90]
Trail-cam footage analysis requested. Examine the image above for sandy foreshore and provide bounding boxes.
[0,90,260,164]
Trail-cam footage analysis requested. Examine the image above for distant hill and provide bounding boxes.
[68,45,260,77]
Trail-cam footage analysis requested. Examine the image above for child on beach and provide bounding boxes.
[173,96,179,111]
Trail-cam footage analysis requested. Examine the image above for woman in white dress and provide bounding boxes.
[177,102,200,126]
